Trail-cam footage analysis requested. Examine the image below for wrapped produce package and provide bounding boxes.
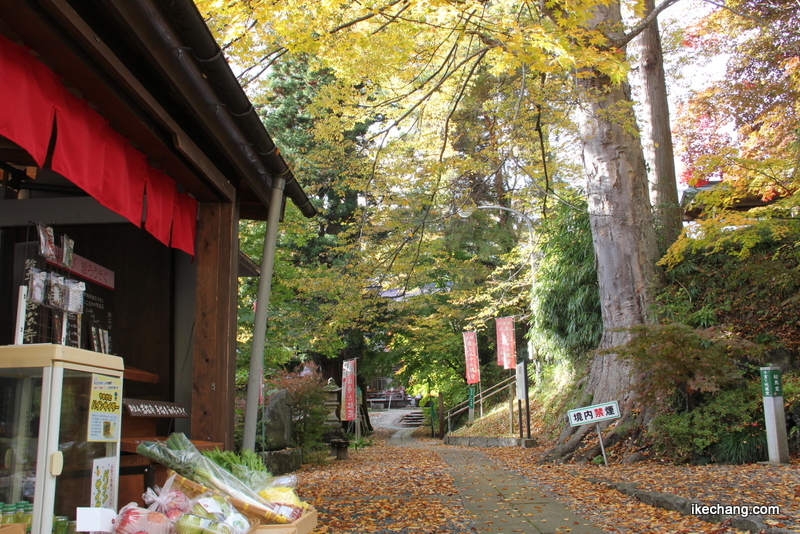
[143,473,191,519]
[115,503,171,534]
[136,434,301,522]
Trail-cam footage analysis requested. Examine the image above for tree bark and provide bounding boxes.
[544,3,662,461]
[639,0,682,249]
[579,66,660,400]
[581,3,661,389]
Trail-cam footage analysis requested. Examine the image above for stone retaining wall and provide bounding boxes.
[443,436,531,447]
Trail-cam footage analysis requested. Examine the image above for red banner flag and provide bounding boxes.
[496,317,516,370]
[342,359,357,421]
[463,331,481,385]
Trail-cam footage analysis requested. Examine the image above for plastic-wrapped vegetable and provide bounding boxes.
[202,449,272,492]
[115,503,171,534]
[267,474,297,489]
[136,434,282,517]
[174,514,233,534]
[190,493,251,534]
[143,473,191,519]
[258,486,308,510]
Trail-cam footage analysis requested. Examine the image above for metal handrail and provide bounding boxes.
[445,375,516,432]
[446,375,515,416]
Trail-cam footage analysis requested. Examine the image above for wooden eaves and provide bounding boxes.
[0,0,316,220]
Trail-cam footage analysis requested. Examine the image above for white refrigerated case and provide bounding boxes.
[0,344,123,533]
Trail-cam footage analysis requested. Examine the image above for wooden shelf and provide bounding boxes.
[124,366,160,384]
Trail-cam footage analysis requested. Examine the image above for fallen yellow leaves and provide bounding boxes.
[484,446,800,533]
[292,423,799,533]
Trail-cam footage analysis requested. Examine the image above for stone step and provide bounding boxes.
[399,412,425,427]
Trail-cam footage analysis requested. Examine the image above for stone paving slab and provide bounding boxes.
[439,447,604,534]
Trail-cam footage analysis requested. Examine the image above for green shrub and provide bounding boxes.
[347,435,373,449]
[650,381,764,463]
[262,365,328,454]
[710,426,767,464]
[613,323,756,410]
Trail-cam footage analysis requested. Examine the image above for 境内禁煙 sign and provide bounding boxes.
[567,401,620,427]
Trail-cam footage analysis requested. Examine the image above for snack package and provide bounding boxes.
[64,279,85,313]
[37,223,55,260]
[61,234,74,268]
[47,273,64,308]
[115,503,171,534]
[28,267,46,304]
[143,473,191,519]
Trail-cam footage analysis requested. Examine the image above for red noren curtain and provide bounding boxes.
[171,192,198,257]
[0,33,60,166]
[0,34,195,255]
[144,166,177,247]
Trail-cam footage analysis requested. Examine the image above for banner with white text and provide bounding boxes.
[342,358,357,421]
[463,331,481,384]
[496,316,516,370]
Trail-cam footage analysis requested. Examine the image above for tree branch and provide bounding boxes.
[329,0,408,34]
[697,0,769,25]
[239,49,289,87]
[367,45,493,140]
[613,0,682,48]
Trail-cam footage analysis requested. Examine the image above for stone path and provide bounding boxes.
[439,447,603,534]
[373,408,603,533]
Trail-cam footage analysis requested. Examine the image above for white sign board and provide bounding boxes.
[567,401,620,427]
[515,362,525,399]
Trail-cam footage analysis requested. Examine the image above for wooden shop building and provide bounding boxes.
[0,0,315,457]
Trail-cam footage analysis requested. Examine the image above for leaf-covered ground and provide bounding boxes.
[484,446,800,533]
[297,429,475,533]
[295,418,800,533]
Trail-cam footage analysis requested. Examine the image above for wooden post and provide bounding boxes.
[468,386,475,425]
[761,366,790,464]
[596,423,608,466]
[191,201,238,448]
[438,394,445,439]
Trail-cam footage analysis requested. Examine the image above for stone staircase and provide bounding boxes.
[399,411,425,427]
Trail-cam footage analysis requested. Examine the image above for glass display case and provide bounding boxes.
[0,344,123,533]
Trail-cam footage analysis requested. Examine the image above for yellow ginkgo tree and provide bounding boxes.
[200,0,680,458]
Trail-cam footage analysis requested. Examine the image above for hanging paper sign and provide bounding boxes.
[496,317,516,370]
[342,359,357,422]
[87,373,122,442]
[463,331,481,385]
[91,456,117,509]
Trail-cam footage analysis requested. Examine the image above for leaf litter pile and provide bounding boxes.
[296,422,800,533]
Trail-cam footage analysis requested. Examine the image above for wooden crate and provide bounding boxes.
[255,509,317,534]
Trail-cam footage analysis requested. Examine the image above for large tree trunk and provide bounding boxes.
[580,68,660,401]
[639,0,682,249]
[544,3,661,461]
